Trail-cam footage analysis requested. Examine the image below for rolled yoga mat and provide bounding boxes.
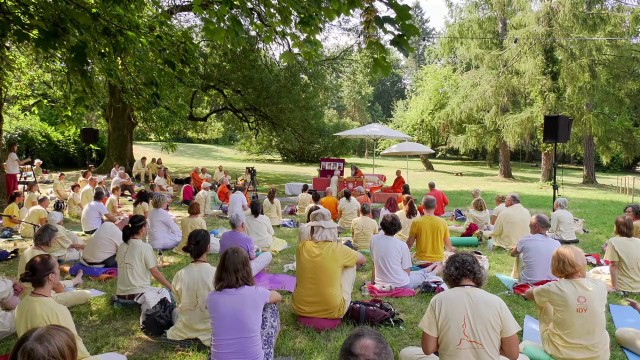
[450,236,479,247]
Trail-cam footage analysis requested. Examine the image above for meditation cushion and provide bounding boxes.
[296,316,341,331]
[69,262,117,280]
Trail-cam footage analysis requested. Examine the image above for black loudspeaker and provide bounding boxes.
[543,115,573,144]
[80,128,99,145]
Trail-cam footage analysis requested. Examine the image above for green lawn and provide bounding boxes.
[0,141,636,359]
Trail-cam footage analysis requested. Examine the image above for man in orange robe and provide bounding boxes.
[191,167,203,191]
[217,179,231,204]
[382,170,405,193]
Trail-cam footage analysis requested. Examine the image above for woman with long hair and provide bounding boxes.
[16,254,126,359]
[245,200,288,251]
[395,195,420,242]
[207,247,282,360]
[167,229,216,347]
[379,196,399,221]
[116,215,173,301]
[263,188,283,226]
[132,189,151,218]
[23,181,39,210]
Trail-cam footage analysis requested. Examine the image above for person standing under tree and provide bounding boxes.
[5,143,31,197]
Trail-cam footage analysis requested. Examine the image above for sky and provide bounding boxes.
[414,0,449,31]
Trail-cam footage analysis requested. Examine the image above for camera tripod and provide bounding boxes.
[18,163,35,193]
[248,174,259,200]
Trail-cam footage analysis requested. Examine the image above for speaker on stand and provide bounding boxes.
[543,115,573,210]
[80,128,99,167]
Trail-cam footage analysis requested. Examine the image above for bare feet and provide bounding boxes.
[72,270,84,287]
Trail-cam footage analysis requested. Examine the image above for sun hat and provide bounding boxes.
[47,211,64,225]
[202,182,212,189]
[307,208,338,241]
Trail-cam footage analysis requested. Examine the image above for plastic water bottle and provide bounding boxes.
[361,281,371,295]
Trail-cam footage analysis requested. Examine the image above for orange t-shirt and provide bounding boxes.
[217,186,230,204]
[320,196,339,221]
[191,171,203,191]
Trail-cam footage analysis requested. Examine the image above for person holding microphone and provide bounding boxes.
[5,143,31,197]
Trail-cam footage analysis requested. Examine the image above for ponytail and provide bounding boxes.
[182,229,210,260]
[404,195,418,219]
[344,189,352,201]
[20,254,56,288]
[123,215,147,243]
[267,188,276,204]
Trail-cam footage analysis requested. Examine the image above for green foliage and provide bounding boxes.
[3,118,105,168]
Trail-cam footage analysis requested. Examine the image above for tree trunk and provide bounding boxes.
[540,150,553,182]
[582,131,597,184]
[420,154,435,171]
[0,86,6,205]
[96,83,137,173]
[498,141,514,179]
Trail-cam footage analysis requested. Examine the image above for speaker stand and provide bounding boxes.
[552,142,559,211]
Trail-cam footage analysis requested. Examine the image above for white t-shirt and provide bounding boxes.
[6,152,19,174]
[81,201,108,232]
[83,222,123,263]
[228,191,248,219]
[154,176,168,188]
[111,176,125,188]
[492,203,506,218]
[516,233,561,283]
[370,234,411,288]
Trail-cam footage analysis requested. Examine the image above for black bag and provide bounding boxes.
[343,299,403,327]
[140,297,175,337]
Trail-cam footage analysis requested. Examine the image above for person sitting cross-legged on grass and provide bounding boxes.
[338,189,360,229]
[175,202,207,256]
[349,203,377,251]
[219,213,272,276]
[522,245,609,360]
[407,195,454,266]
[207,247,282,360]
[320,187,339,222]
[487,193,531,250]
[67,183,83,217]
[297,184,313,214]
[293,208,366,330]
[147,194,181,250]
[371,214,441,291]
[510,214,560,284]
[132,189,151,218]
[400,252,527,360]
[395,195,420,242]
[547,198,577,243]
[605,216,640,293]
[3,190,23,231]
[20,195,48,239]
[245,199,288,252]
[116,215,173,302]
[263,188,283,226]
[16,254,127,360]
[305,191,323,218]
[166,229,216,347]
[81,222,122,268]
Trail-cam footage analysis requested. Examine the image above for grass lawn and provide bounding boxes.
[0,141,637,359]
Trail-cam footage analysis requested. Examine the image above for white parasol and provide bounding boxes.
[381,142,435,183]
[334,123,411,173]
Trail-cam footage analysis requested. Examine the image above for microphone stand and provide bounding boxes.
[0,213,40,235]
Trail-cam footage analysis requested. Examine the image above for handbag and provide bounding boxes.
[140,297,175,337]
[343,299,403,327]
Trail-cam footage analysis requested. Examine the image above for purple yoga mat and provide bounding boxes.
[254,273,296,292]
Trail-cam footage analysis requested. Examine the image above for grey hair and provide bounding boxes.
[325,187,333,195]
[151,194,167,209]
[555,198,568,209]
[533,213,551,230]
[360,203,371,215]
[228,212,245,229]
[507,193,521,204]
[422,195,437,210]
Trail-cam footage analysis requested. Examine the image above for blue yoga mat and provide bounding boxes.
[610,304,640,360]
[496,273,517,291]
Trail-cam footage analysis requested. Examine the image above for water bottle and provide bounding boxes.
[361,281,371,295]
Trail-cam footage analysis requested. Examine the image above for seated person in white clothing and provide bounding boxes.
[510,214,560,283]
[112,170,136,197]
[547,197,577,244]
[132,156,148,183]
[228,185,249,219]
[154,168,173,195]
[147,194,181,250]
[81,222,122,268]
[81,189,125,234]
[0,276,22,341]
[399,252,525,360]
[371,214,441,290]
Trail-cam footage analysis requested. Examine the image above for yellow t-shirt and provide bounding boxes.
[293,241,359,318]
[133,202,149,216]
[24,192,38,210]
[633,220,640,239]
[15,296,92,359]
[604,236,640,292]
[178,217,207,253]
[394,210,420,242]
[167,262,216,346]
[491,204,531,249]
[532,278,609,360]
[297,193,313,213]
[19,206,47,238]
[319,196,339,221]
[263,198,282,226]
[80,185,94,207]
[351,216,377,250]
[147,162,158,176]
[68,192,82,216]
[418,287,521,360]
[338,198,360,228]
[53,180,67,199]
[116,239,158,295]
[3,202,20,229]
[409,215,450,262]
[17,247,47,295]
[106,195,119,215]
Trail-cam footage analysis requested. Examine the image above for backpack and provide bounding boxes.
[140,297,175,337]
[418,279,447,295]
[343,299,403,327]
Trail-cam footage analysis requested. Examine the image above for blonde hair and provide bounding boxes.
[551,245,586,279]
[10,324,77,360]
[471,197,487,212]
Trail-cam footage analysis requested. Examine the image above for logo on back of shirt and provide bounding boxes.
[576,295,588,313]
[456,314,485,350]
